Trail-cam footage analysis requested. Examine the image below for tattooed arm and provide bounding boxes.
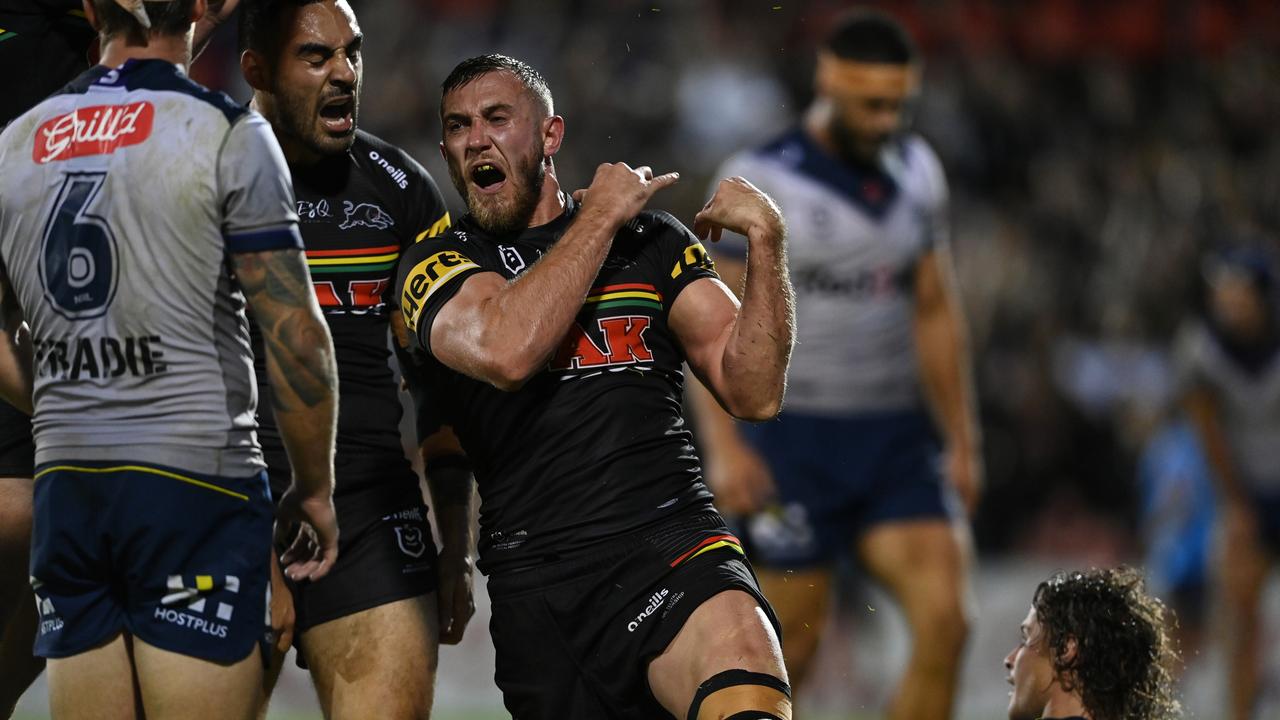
[0,261,33,415]
[232,247,340,579]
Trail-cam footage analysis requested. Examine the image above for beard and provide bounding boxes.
[451,145,546,237]
[830,118,888,168]
[272,83,359,158]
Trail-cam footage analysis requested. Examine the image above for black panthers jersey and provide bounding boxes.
[396,198,719,574]
[0,1,94,125]
[252,130,450,499]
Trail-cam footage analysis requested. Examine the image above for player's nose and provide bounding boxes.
[465,122,491,150]
[330,53,357,87]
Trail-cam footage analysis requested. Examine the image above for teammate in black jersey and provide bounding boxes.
[397,54,796,720]
[238,1,473,717]
[0,1,238,714]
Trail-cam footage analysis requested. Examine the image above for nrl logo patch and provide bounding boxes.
[394,525,426,558]
[499,245,526,275]
[340,201,395,231]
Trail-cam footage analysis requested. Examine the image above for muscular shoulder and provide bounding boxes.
[399,226,492,275]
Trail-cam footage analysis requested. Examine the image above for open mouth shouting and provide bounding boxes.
[470,161,508,195]
[319,94,355,135]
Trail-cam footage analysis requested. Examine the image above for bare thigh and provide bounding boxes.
[299,594,440,720]
[647,589,788,718]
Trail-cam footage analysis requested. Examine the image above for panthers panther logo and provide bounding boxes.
[340,201,395,231]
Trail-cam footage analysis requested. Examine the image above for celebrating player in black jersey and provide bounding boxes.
[396,54,796,720]
[0,1,239,714]
[238,1,472,717]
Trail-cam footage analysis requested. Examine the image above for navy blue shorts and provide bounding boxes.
[29,461,273,663]
[740,409,959,567]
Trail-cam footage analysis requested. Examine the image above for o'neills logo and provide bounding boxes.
[627,588,670,633]
[34,102,155,164]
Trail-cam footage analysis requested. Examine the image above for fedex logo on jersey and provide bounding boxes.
[34,102,155,164]
[550,315,654,372]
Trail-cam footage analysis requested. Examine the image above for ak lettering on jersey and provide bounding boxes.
[395,200,719,574]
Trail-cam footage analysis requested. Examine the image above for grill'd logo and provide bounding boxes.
[34,102,155,164]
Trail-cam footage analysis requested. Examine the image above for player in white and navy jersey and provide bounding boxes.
[692,11,980,719]
[0,2,243,712]
[0,2,339,718]
[1179,248,1280,720]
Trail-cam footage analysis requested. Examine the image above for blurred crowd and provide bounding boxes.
[192,0,1280,565]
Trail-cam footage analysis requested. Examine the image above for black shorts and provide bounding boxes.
[0,402,34,478]
[486,510,779,720]
[285,481,438,635]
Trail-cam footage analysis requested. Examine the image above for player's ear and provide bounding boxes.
[542,115,564,159]
[190,0,208,24]
[241,49,270,92]
[82,0,102,32]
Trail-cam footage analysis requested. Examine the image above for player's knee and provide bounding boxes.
[687,669,792,720]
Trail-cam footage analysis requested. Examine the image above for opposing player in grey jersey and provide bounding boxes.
[1179,248,1280,720]
[0,2,339,718]
[692,10,980,719]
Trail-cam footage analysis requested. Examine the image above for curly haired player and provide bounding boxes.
[1004,567,1182,720]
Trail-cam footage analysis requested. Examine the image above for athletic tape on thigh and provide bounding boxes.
[686,669,791,720]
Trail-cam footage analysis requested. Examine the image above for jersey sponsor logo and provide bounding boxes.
[313,279,390,313]
[297,198,332,221]
[34,101,155,164]
[340,201,395,231]
[368,149,409,190]
[33,334,166,380]
[793,264,906,298]
[549,315,653,372]
[400,250,479,332]
[31,578,63,636]
[669,241,715,279]
[154,573,240,639]
[499,245,526,274]
[627,588,669,632]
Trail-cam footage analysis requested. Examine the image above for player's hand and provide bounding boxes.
[436,548,475,645]
[693,176,784,245]
[945,443,983,516]
[708,440,777,516]
[274,487,339,582]
[267,553,295,656]
[572,163,679,226]
[193,0,240,60]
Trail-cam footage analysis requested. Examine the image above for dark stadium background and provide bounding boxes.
[17,0,1280,717]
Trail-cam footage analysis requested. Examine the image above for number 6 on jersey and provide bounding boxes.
[40,172,119,320]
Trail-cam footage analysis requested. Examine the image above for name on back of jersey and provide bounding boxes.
[32,334,167,381]
[34,102,155,164]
